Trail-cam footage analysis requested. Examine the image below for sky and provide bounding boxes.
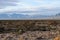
[0,0,60,15]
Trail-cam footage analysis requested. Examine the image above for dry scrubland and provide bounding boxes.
[0,20,60,40]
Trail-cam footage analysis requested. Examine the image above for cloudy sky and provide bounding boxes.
[0,0,60,15]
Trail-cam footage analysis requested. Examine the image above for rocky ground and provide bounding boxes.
[0,31,59,40]
[0,20,60,40]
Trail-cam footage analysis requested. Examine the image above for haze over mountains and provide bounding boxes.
[0,13,60,19]
[0,13,29,18]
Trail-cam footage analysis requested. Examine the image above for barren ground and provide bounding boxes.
[0,20,60,40]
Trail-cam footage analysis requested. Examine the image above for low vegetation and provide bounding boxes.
[0,20,59,34]
[0,20,59,40]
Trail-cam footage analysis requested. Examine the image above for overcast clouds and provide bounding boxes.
[0,0,60,15]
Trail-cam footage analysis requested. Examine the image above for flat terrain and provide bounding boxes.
[0,20,60,40]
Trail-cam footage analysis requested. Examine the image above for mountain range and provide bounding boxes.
[0,13,29,18]
[0,13,60,19]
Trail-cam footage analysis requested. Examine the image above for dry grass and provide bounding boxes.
[0,20,59,40]
[54,36,60,40]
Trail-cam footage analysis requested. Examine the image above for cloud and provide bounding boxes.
[0,0,19,6]
[0,0,60,15]
[0,0,38,14]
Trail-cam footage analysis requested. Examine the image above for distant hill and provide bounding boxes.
[0,13,51,19]
[0,13,60,20]
[56,13,60,16]
[0,13,29,18]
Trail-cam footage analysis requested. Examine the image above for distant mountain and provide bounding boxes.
[30,15,50,18]
[10,13,29,18]
[0,13,52,18]
[0,13,29,18]
[0,13,55,19]
[0,14,9,18]
[56,13,60,16]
